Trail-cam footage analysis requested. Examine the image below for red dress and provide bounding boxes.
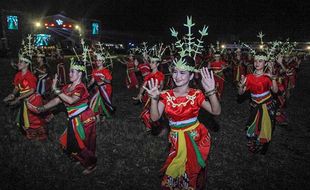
[137,63,151,79]
[59,83,97,168]
[89,68,114,118]
[14,70,47,140]
[209,60,226,99]
[159,88,211,189]
[126,60,138,89]
[244,74,276,153]
[140,71,165,130]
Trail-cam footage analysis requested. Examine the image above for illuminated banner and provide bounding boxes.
[92,22,99,35]
[34,34,51,47]
[7,15,18,30]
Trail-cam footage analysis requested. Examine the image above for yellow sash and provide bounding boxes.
[166,122,200,178]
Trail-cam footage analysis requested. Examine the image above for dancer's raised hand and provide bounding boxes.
[143,78,160,100]
[201,67,215,92]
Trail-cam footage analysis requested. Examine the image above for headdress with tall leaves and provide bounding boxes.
[19,34,36,64]
[93,42,117,68]
[148,43,168,62]
[170,16,209,72]
[70,57,86,72]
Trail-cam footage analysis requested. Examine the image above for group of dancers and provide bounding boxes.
[3,17,304,189]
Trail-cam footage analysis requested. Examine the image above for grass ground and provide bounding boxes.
[0,57,309,189]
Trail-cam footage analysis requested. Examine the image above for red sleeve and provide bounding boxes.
[13,73,20,86]
[196,90,205,107]
[159,73,165,83]
[137,64,142,71]
[91,70,96,78]
[28,74,37,90]
[144,74,151,83]
[245,74,251,91]
[72,84,85,97]
[103,69,112,80]
[159,91,168,106]
[267,77,272,88]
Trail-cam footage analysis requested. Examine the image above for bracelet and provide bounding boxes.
[206,90,217,97]
[151,96,159,101]
[205,89,217,97]
[204,88,216,95]
[38,106,46,112]
[270,76,277,80]
[54,89,61,95]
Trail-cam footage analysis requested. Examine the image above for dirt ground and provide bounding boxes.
[0,57,309,190]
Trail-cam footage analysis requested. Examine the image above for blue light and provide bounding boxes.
[92,22,99,35]
[34,34,51,47]
[7,15,18,30]
[56,19,63,25]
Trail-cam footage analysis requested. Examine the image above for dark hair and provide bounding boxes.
[75,61,88,84]
[21,55,32,65]
[255,51,267,57]
[136,56,143,64]
[183,56,196,73]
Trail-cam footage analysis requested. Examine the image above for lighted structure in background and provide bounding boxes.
[7,15,18,30]
[34,34,51,47]
[92,22,99,35]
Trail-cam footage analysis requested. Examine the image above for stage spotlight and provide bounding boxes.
[75,25,80,29]
[34,22,41,28]
[221,44,226,49]
[306,46,310,50]
[259,45,264,49]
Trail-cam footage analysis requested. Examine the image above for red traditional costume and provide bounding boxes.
[89,68,114,118]
[244,74,276,153]
[209,60,226,99]
[137,62,151,80]
[140,71,165,130]
[159,89,211,189]
[14,70,47,140]
[59,83,97,168]
[125,60,139,89]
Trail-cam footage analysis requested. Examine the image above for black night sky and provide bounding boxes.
[2,0,310,42]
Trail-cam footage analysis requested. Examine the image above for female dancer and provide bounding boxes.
[120,54,139,89]
[133,57,165,131]
[28,59,97,174]
[3,55,47,140]
[88,56,115,122]
[208,51,227,100]
[238,52,278,154]
[232,48,245,84]
[34,53,51,97]
[144,56,221,189]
